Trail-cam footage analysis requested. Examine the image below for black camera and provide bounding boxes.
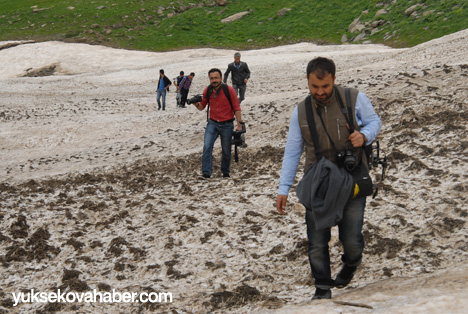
[367,141,388,174]
[187,94,203,104]
[231,122,246,162]
[337,148,356,172]
[232,122,246,147]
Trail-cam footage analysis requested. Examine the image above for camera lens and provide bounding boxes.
[344,149,356,172]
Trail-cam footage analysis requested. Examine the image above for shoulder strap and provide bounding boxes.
[334,87,354,134]
[335,86,355,133]
[221,84,234,112]
[206,85,213,122]
[345,88,355,133]
[205,84,235,122]
[304,96,322,160]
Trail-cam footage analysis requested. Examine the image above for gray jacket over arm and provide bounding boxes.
[296,157,354,230]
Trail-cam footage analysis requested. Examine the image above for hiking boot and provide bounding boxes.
[202,173,211,179]
[223,173,230,178]
[312,288,331,300]
[335,265,357,288]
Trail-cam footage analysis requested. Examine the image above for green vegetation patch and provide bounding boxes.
[0,0,467,51]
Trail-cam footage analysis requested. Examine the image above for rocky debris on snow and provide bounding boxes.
[1,29,468,313]
[22,63,58,77]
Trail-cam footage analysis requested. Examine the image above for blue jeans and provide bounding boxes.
[157,89,167,110]
[202,120,233,176]
[176,91,182,106]
[305,196,366,289]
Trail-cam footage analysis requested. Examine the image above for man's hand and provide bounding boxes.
[276,195,288,215]
[349,130,366,148]
[244,78,248,84]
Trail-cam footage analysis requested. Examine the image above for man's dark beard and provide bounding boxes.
[313,92,332,105]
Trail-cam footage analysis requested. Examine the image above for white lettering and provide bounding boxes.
[122,292,131,303]
[12,292,21,307]
[148,292,159,303]
[159,292,173,303]
[39,292,48,303]
[30,289,40,303]
[103,292,112,303]
[65,292,75,303]
[57,289,66,303]
[11,289,173,305]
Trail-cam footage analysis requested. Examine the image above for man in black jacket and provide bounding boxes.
[223,52,250,104]
[157,69,172,111]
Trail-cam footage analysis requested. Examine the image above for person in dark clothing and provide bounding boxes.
[174,71,184,107]
[157,69,172,111]
[276,57,381,300]
[179,72,195,108]
[223,52,250,104]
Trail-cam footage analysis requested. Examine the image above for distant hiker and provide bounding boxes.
[174,71,185,107]
[179,72,195,108]
[223,52,250,104]
[276,57,381,300]
[191,68,243,178]
[157,69,172,111]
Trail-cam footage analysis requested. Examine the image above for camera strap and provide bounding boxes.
[335,87,355,133]
[304,95,324,160]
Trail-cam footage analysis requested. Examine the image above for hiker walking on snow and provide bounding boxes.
[157,69,172,111]
[276,57,381,300]
[191,68,243,179]
[223,52,250,104]
[179,72,195,108]
[174,71,185,107]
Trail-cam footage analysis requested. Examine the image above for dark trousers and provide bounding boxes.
[232,83,246,103]
[180,88,189,107]
[305,197,366,289]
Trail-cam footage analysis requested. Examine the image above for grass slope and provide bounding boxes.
[0,0,467,51]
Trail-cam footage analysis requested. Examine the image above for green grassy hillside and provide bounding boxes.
[0,0,467,51]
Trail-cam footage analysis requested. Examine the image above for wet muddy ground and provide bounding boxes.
[1,33,468,313]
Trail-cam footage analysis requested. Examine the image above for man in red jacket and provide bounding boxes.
[192,68,243,178]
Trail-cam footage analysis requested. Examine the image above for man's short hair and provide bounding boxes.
[180,71,184,75]
[160,69,164,74]
[234,52,241,58]
[306,57,336,79]
[208,68,222,77]
[190,72,195,77]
